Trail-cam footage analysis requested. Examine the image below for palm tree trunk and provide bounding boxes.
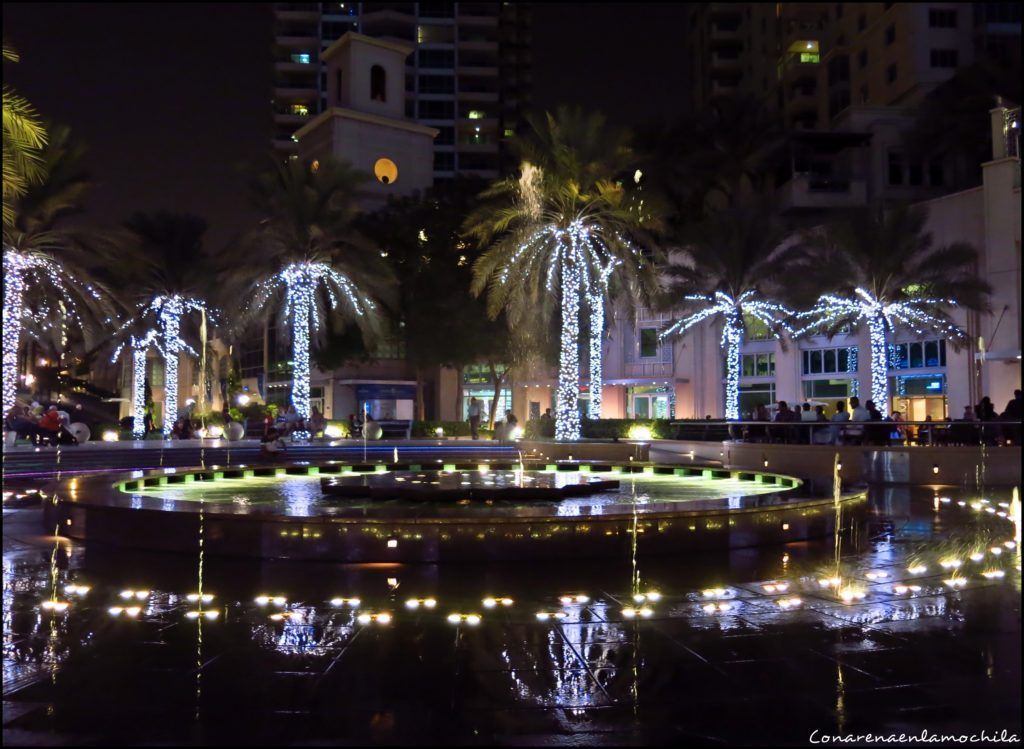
[588,291,603,420]
[414,364,425,421]
[132,342,147,439]
[2,266,25,419]
[198,308,207,413]
[556,258,582,441]
[723,313,743,420]
[160,306,180,436]
[290,283,312,426]
[487,361,506,429]
[867,313,889,416]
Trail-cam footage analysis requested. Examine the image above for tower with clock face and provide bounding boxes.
[294,32,437,204]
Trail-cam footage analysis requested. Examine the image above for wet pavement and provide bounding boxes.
[3,485,1021,746]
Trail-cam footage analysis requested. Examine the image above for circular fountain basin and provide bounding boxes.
[320,469,620,502]
[47,462,866,562]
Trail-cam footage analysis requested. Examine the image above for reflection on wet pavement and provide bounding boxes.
[3,485,1020,745]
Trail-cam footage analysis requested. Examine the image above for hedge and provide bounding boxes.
[411,420,494,439]
[523,418,673,440]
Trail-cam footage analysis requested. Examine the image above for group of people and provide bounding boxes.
[743,390,1022,446]
[4,402,78,446]
[466,397,523,439]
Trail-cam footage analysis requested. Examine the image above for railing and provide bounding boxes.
[669,419,1022,447]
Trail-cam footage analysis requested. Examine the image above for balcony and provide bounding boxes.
[274,7,319,22]
[274,60,316,74]
[624,361,674,379]
[276,34,320,46]
[273,86,318,100]
[777,174,867,212]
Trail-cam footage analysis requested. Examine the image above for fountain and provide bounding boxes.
[44,457,867,562]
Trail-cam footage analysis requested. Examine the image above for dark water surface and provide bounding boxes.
[3,485,1020,745]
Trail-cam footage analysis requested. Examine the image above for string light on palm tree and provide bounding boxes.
[587,258,618,420]
[111,330,160,439]
[130,295,206,436]
[791,206,989,417]
[251,261,373,435]
[794,288,964,415]
[2,248,102,418]
[467,108,659,442]
[661,291,793,421]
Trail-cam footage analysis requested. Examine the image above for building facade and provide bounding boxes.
[272,2,531,181]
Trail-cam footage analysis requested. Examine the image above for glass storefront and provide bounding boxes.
[462,389,511,421]
[803,378,859,414]
[890,374,947,420]
[739,382,775,417]
[629,385,671,419]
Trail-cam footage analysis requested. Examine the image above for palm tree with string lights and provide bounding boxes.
[792,205,990,416]
[95,212,216,435]
[465,107,660,439]
[659,204,805,421]
[3,124,113,419]
[239,158,392,436]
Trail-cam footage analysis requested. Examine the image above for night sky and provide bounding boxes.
[3,2,690,249]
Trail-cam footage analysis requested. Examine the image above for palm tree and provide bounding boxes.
[241,158,392,432]
[659,205,805,420]
[2,124,110,418]
[637,94,786,222]
[96,212,214,434]
[793,205,990,415]
[465,108,659,439]
[2,43,47,229]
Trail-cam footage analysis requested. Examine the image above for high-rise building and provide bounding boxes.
[685,3,829,130]
[685,3,1018,131]
[818,3,978,127]
[686,4,1020,218]
[271,2,532,181]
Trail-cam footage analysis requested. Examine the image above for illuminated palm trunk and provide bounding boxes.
[287,280,313,427]
[723,311,743,421]
[587,291,604,420]
[867,312,889,415]
[159,302,182,436]
[2,265,25,420]
[131,341,148,439]
[556,258,582,441]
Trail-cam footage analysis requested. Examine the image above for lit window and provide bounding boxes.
[290,103,310,116]
[291,52,312,64]
[467,110,485,120]
[374,158,398,185]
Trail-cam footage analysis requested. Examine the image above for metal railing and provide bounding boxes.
[672,419,1023,447]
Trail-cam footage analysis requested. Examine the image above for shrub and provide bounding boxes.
[411,420,494,439]
[322,420,350,438]
[523,418,674,440]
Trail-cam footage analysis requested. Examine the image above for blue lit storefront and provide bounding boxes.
[888,338,948,419]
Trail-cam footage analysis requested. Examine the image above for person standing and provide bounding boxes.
[468,397,482,440]
[846,396,868,445]
[830,400,850,445]
[1001,389,1021,444]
